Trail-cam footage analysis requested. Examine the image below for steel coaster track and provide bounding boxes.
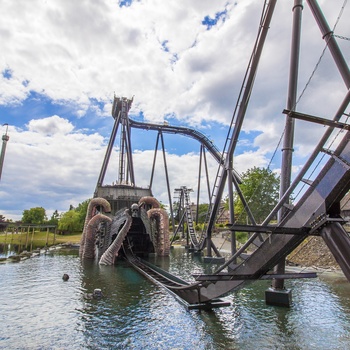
[173,186,206,250]
[129,117,241,251]
[129,117,222,162]
[183,187,205,250]
[123,129,350,306]
[123,240,190,289]
[92,1,350,309]
[122,238,230,309]
[129,117,242,182]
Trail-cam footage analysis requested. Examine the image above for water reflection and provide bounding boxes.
[0,245,350,349]
[0,242,52,258]
[0,243,24,257]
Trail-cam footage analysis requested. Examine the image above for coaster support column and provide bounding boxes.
[268,0,303,307]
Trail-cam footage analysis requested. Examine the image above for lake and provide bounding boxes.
[0,245,349,349]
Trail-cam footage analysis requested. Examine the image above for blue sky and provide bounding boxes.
[0,0,349,221]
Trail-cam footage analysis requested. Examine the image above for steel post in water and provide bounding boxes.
[269,0,303,305]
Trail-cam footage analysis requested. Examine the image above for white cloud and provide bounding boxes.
[27,115,74,135]
[1,0,349,220]
[1,0,348,125]
[1,115,272,220]
[1,121,106,219]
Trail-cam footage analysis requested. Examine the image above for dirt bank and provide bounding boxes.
[210,234,341,271]
[176,233,341,271]
[287,236,339,270]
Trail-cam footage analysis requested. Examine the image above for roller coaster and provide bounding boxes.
[81,0,350,309]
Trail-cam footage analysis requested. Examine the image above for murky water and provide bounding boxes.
[0,246,350,350]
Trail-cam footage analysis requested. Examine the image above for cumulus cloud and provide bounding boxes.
[1,121,106,219]
[0,0,349,220]
[1,0,346,124]
[27,115,74,135]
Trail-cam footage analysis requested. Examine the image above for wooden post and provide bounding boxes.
[45,227,49,246]
[25,226,30,249]
[53,227,56,245]
[18,227,24,253]
[30,227,35,251]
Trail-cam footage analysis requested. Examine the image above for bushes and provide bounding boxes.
[235,231,249,244]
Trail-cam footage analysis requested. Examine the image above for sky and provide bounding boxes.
[0,0,349,221]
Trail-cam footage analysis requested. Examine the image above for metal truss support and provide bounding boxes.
[205,0,277,241]
[320,222,350,281]
[262,91,350,227]
[149,132,160,191]
[94,96,134,195]
[196,145,212,223]
[271,0,303,301]
[306,0,350,89]
[95,109,120,195]
[118,98,135,184]
[159,131,175,231]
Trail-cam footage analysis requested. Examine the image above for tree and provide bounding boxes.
[22,207,47,224]
[47,210,60,225]
[58,199,91,233]
[75,199,90,230]
[234,167,280,224]
[196,203,210,224]
[58,210,81,233]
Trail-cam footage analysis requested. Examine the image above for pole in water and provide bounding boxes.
[266,0,303,307]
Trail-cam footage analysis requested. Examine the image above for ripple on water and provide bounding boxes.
[0,247,350,350]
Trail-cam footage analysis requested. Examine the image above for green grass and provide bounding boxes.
[0,230,82,247]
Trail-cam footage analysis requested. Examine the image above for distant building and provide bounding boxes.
[216,208,230,225]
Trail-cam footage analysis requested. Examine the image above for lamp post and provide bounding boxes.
[0,123,9,182]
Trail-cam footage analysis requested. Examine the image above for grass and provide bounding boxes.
[0,230,82,248]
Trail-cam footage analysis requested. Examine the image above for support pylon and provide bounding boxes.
[0,124,9,182]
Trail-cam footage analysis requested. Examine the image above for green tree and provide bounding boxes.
[58,199,91,233]
[22,207,47,224]
[234,167,280,224]
[75,199,90,230]
[196,203,210,224]
[58,210,81,233]
[47,209,60,225]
